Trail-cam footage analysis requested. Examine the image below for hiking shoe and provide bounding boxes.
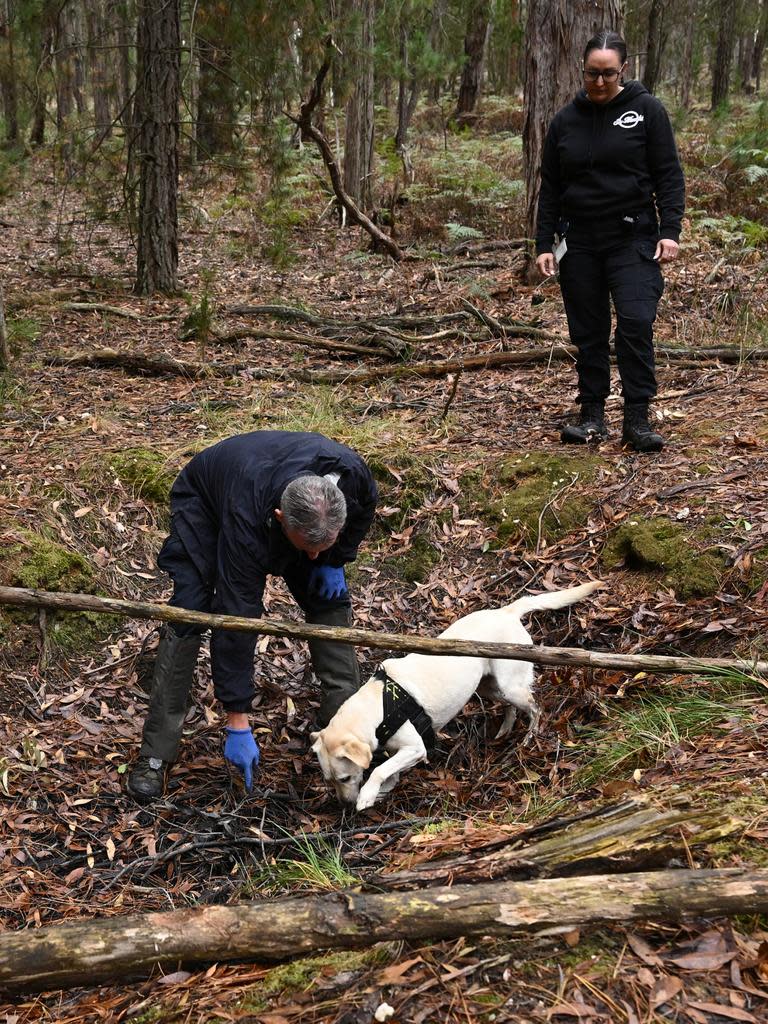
[560,401,608,444]
[126,756,167,802]
[622,402,664,453]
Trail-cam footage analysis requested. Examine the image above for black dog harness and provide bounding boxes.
[373,667,436,752]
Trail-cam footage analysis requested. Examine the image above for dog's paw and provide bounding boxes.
[356,783,380,811]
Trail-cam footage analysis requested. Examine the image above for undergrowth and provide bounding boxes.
[575,671,761,789]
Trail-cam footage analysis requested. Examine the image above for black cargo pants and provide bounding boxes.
[157,531,359,725]
[557,215,664,404]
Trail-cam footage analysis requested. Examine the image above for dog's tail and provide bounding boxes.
[504,580,603,619]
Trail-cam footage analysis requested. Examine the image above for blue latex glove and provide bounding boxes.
[224,728,260,790]
[309,564,348,601]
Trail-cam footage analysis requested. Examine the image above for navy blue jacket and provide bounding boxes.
[165,431,377,709]
[536,81,685,254]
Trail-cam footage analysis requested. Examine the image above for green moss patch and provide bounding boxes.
[603,517,724,597]
[239,947,391,1012]
[0,531,118,655]
[383,532,440,584]
[107,448,175,505]
[1,530,95,592]
[466,451,603,548]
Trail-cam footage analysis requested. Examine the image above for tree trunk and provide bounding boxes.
[0,0,18,142]
[2,869,768,993]
[54,4,74,138]
[679,0,697,108]
[29,13,54,146]
[3,585,768,677]
[711,0,737,109]
[342,0,375,212]
[0,278,9,371]
[427,0,447,103]
[523,0,623,272]
[195,20,235,157]
[642,0,664,94]
[134,0,180,295]
[751,0,768,92]
[116,0,133,130]
[87,0,113,141]
[454,0,492,119]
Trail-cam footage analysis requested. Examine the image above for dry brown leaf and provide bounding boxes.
[649,974,683,1008]
[377,956,424,985]
[685,1001,758,1022]
[627,932,663,966]
[669,951,737,971]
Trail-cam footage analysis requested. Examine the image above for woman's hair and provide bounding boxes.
[583,30,627,65]
[280,475,347,547]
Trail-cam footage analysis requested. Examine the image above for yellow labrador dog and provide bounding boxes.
[311,581,602,810]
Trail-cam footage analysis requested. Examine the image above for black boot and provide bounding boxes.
[560,401,608,444]
[127,628,201,802]
[306,606,361,728]
[622,402,664,453]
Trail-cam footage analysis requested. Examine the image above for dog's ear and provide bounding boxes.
[338,737,372,769]
[310,730,321,743]
[310,731,323,753]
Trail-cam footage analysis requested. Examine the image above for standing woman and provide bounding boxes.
[535,30,685,452]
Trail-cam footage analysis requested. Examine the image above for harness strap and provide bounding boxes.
[373,667,436,752]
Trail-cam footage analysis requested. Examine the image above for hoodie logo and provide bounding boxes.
[613,111,644,129]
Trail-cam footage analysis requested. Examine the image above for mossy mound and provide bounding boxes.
[1,530,95,592]
[466,451,603,548]
[602,517,724,597]
[0,531,118,655]
[384,532,440,584]
[107,447,175,505]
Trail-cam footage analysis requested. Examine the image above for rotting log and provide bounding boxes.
[2,869,767,993]
[1,586,767,677]
[374,795,743,890]
[43,343,768,385]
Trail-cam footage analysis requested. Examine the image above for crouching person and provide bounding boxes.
[126,430,378,802]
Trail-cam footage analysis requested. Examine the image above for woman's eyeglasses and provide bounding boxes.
[583,68,621,81]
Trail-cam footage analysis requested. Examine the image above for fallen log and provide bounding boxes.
[43,342,768,385]
[2,868,767,993]
[374,795,742,889]
[1,585,767,677]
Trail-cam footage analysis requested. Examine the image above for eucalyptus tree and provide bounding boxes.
[454,0,492,118]
[523,0,624,264]
[712,0,738,108]
[0,0,19,142]
[134,0,181,294]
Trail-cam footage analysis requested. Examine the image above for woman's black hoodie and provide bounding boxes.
[535,81,685,254]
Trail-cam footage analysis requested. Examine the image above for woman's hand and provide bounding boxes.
[654,238,679,262]
[536,252,557,277]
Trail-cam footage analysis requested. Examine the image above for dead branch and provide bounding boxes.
[373,795,742,890]
[61,302,176,322]
[1,585,767,677]
[210,327,393,359]
[448,238,529,256]
[287,44,402,263]
[0,278,9,371]
[2,868,767,992]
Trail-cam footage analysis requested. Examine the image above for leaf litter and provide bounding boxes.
[1,134,768,1023]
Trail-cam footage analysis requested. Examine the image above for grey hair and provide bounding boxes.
[279,475,347,547]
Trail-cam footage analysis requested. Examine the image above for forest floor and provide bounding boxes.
[1,96,768,1022]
